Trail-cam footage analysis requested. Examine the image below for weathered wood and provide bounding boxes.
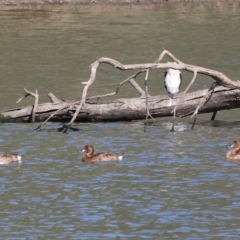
[1,86,239,123]
[1,50,240,131]
[16,88,39,123]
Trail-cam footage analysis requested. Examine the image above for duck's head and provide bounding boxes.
[81,145,94,154]
[231,140,240,149]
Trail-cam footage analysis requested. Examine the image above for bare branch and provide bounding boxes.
[17,88,39,123]
[191,81,219,118]
[144,69,156,123]
[85,70,147,102]
[156,49,183,65]
[88,55,240,89]
[16,93,30,103]
[48,93,64,104]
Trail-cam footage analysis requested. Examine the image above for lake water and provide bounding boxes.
[0,2,240,239]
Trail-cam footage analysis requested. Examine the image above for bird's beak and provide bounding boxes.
[228,144,234,149]
[81,149,85,152]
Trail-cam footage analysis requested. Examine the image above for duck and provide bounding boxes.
[226,140,240,160]
[80,145,123,163]
[164,68,182,107]
[0,153,23,164]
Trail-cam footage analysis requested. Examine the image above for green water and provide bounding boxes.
[0,3,240,239]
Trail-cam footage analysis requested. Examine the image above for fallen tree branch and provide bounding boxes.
[189,81,219,130]
[144,69,156,124]
[191,81,219,119]
[1,87,240,124]
[17,88,39,123]
[2,50,240,131]
[86,69,147,101]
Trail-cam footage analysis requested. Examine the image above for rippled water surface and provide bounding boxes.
[0,3,240,239]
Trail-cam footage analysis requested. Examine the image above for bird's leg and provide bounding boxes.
[170,118,175,132]
[168,98,172,107]
[168,94,174,107]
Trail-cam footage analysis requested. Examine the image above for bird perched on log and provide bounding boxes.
[164,68,182,107]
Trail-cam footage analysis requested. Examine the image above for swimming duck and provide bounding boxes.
[80,145,123,163]
[0,153,23,164]
[164,68,182,107]
[226,140,240,160]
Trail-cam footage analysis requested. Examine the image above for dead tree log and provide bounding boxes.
[1,50,240,131]
[1,86,240,124]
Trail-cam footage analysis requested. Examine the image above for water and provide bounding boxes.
[0,3,240,239]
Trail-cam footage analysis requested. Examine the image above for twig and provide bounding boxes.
[144,69,156,125]
[156,49,182,65]
[189,81,218,129]
[16,93,30,103]
[191,81,218,119]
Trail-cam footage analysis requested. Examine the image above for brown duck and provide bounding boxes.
[0,153,23,164]
[81,145,123,163]
[226,140,240,160]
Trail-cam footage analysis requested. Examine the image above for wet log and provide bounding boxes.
[1,86,240,123]
[1,50,240,132]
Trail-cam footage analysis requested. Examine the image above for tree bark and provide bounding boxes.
[1,86,239,123]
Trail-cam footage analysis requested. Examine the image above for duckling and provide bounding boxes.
[226,140,240,160]
[0,153,23,164]
[80,145,123,163]
[164,68,182,107]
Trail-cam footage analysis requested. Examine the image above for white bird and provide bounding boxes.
[164,68,182,107]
